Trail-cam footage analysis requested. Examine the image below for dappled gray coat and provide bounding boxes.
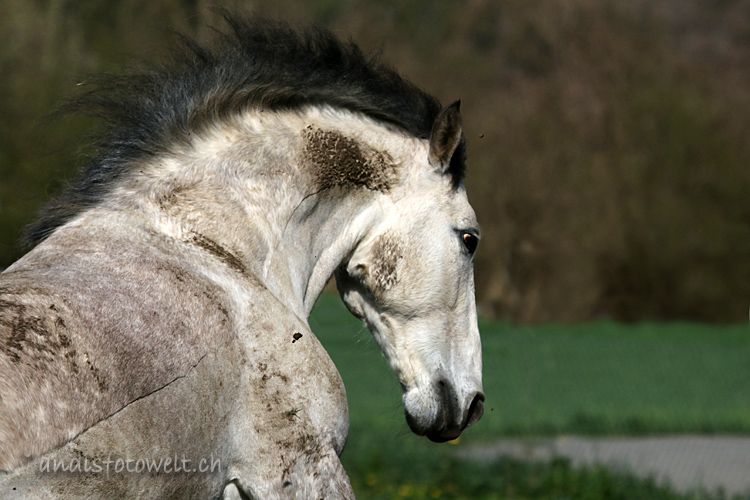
[0,17,483,499]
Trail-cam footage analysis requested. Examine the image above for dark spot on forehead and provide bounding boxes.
[302,127,397,192]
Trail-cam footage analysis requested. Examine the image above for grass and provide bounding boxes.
[311,292,750,439]
[345,453,710,500]
[309,292,750,499]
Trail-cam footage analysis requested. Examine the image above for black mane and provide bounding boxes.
[25,15,459,246]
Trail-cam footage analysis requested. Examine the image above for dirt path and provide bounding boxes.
[459,436,750,496]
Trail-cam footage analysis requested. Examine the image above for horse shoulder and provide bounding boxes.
[0,224,236,471]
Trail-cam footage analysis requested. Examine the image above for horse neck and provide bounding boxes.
[127,110,388,319]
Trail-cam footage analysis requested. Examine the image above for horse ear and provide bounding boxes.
[428,100,463,172]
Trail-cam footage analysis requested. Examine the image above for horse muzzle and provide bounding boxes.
[403,378,484,442]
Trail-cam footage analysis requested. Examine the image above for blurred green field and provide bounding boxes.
[309,292,750,499]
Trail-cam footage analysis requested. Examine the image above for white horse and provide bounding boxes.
[0,18,483,499]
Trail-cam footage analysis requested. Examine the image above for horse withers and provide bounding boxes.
[0,17,483,499]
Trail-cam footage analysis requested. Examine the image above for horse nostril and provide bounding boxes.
[466,392,485,427]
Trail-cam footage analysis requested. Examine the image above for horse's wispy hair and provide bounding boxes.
[25,14,466,246]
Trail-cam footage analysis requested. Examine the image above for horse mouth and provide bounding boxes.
[426,427,462,443]
[404,382,485,442]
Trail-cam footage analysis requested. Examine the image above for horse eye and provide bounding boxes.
[462,232,478,254]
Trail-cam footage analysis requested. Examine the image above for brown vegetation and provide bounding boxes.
[1,0,749,322]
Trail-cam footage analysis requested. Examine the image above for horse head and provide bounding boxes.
[335,101,484,442]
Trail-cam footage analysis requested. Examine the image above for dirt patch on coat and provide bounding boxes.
[302,127,397,192]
